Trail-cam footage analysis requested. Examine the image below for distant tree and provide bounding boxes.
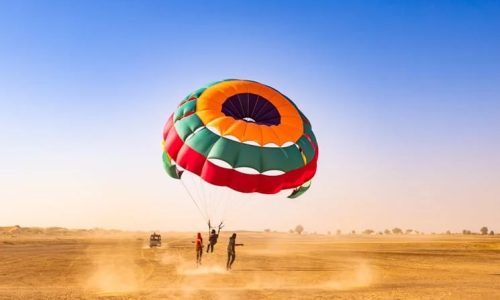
[480,226,488,235]
[327,231,331,235]
[264,229,271,233]
[363,229,374,235]
[384,229,391,235]
[405,229,413,235]
[392,228,403,234]
[351,230,356,235]
[289,229,294,234]
[446,230,451,235]
[295,225,304,235]
[415,230,420,234]
[490,230,495,235]
[378,231,383,235]
[336,229,341,235]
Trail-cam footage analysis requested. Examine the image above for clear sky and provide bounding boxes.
[1,1,499,233]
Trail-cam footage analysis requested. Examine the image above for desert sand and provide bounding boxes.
[1,227,499,299]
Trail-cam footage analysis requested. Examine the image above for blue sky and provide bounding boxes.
[1,1,499,232]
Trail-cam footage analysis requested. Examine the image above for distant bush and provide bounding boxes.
[480,226,488,235]
[289,229,294,234]
[362,229,374,235]
[351,230,356,235]
[405,229,413,235]
[384,229,391,235]
[446,230,451,235]
[490,230,495,235]
[462,229,472,235]
[295,225,304,235]
[392,228,403,234]
[336,230,341,235]
[264,229,271,233]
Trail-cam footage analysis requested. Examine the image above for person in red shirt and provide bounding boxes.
[195,232,204,266]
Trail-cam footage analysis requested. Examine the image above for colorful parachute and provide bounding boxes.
[162,79,318,225]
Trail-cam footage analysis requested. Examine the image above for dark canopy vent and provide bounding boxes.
[221,93,281,126]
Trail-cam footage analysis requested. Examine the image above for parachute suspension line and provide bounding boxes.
[180,177,208,222]
[210,182,221,227]
[221,188,233,226]
[219,188,230,225]
[222,188,231,223]
[211,187,222,228]
[212,188,224,225]
[189,173,216,229]
[191,172,210,222]
[186,173,204,217]
[211,186,218,226]
[204,181,212,227]
[197,174,211,223]
[207,181,214,224]
[219,191,225,221]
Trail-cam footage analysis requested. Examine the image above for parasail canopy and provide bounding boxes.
[162,79,318,226]
[163,79,318,196]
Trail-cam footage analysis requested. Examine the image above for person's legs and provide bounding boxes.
[197,248,202,264]
[226,251,231,269]
[229,252,236,268]
[210,243,215,253]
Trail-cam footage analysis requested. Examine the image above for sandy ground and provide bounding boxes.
[0,229,499,299]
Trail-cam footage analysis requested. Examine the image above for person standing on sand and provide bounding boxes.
[194,232,203,266]
[226,233,243,270]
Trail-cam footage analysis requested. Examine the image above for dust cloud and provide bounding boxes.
[85,262,140,294]
[325,261,375,290]
[2,230,499,299]
[160,252,228,275]
[83,242,144,294]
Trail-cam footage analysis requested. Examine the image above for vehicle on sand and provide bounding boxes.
[149,233,162,248]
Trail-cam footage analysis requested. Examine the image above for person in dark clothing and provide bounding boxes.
[226,233,243,270]
[206,229,218,253]
[206,222,223,253]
